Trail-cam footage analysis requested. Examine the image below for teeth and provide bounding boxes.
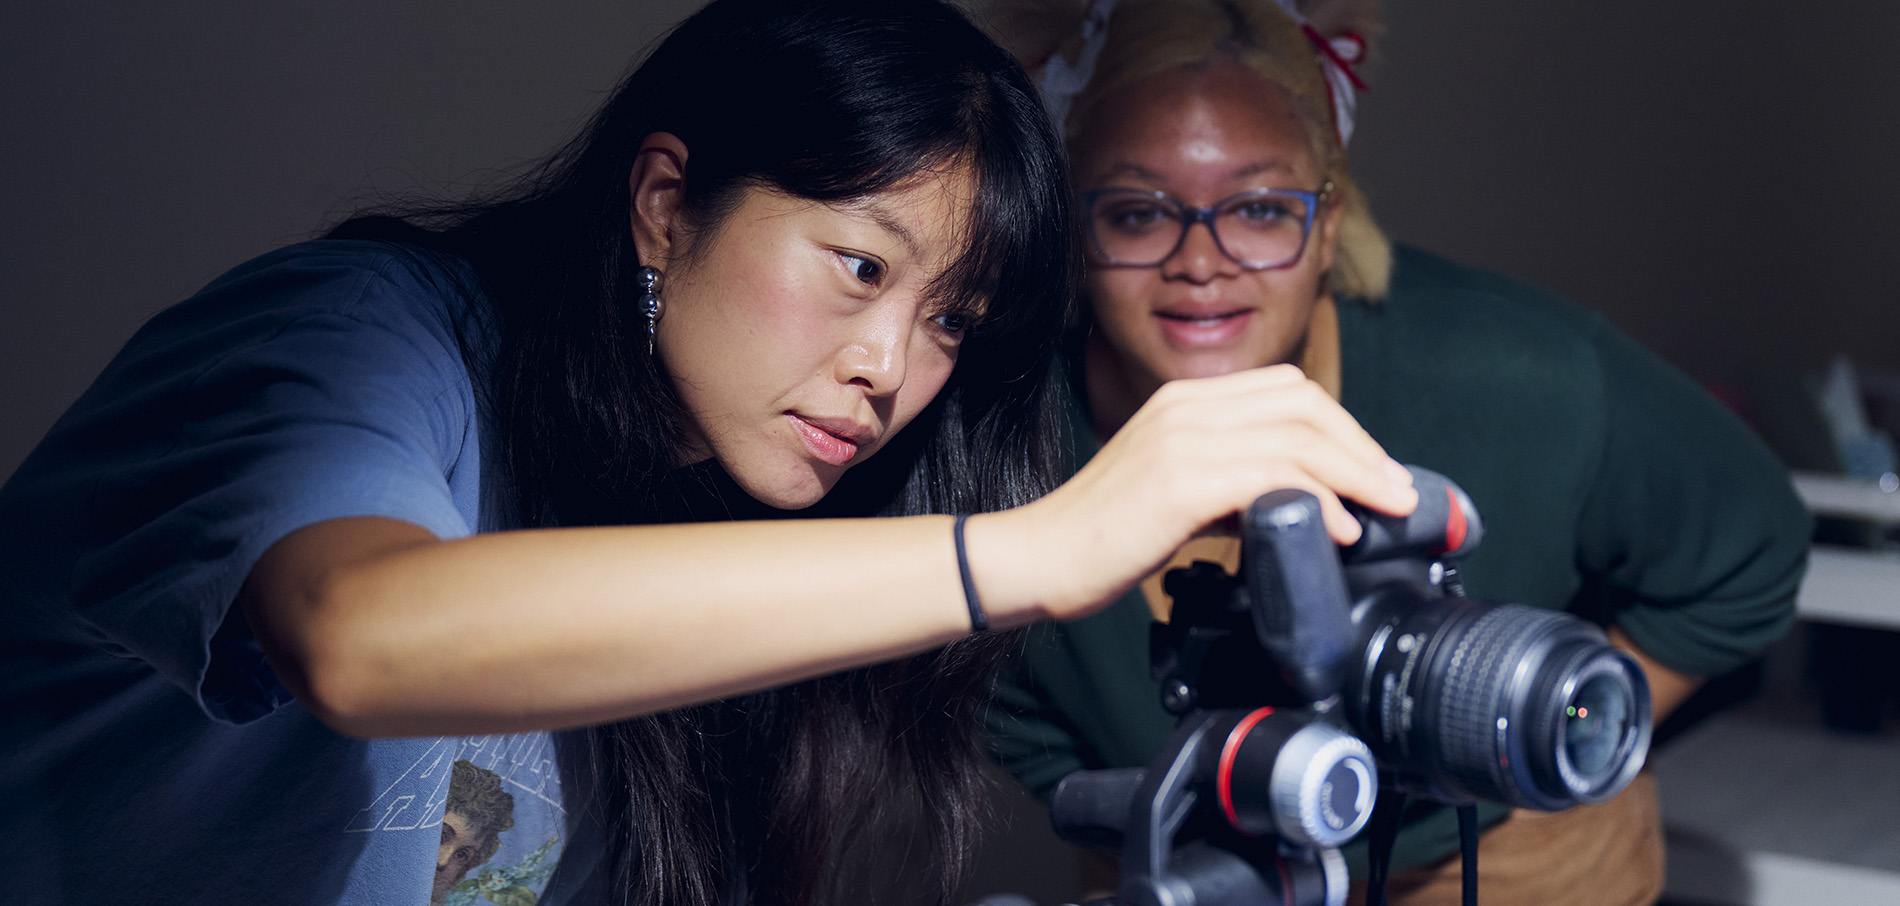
[1161,311,1239,325]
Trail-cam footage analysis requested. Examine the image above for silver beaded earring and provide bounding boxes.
[634,266,664,355]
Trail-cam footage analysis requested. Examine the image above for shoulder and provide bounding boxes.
[16,238,495,521]
[160,238,484,341]
[100,239,491,406]
[1333,246,1627,603]
[1355,245,1608,353]
[1337,245,1622,421]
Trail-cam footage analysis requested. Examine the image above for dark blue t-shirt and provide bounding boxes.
[0,241,571,904]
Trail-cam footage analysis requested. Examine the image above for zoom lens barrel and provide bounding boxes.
[1351,593,1652,811]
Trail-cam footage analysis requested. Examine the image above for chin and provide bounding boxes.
[1161,352,1274,382]
[736,467,837,511]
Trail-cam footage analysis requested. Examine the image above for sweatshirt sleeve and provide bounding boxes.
[1573,316,1811,677]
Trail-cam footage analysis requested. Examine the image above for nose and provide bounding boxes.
[835,305,911,396]
[1160,218,1241,284]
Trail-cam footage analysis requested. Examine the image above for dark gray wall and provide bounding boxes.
[3,3,1891,472]
[0,1,701,480]
[1350,3,1900,387]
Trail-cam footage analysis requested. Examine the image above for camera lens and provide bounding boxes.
[1541,650,1648,802]
[1563,673,1630,780]
[1352,596,1652,811]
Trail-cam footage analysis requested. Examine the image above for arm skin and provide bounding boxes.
[241,515,984,738]
[240,365,1421,739]
[1608,625,1700,727]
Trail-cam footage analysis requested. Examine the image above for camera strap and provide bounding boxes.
[1458,804,1480,906]
[1363,783,1406,906]
[1365,794,1484,906]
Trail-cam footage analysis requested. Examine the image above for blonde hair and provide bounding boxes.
[978,0,1393,298]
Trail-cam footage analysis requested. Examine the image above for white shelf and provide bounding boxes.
[1783,471,1900,630]
[1791,470,1900,523]
[1799,545,1900,629]
[1664,471,1900,904]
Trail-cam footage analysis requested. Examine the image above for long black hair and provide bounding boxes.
[330,0,1077,902]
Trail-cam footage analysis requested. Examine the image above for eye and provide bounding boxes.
[1100,202,1174,234]
[841,252,885,285]
[1232,199,1293,222]
[929,301,983,340]
[932,311,970,335]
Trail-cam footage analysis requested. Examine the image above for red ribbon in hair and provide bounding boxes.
[1302,24,1368,91]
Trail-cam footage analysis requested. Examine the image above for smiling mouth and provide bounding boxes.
[1157,309,1250,327]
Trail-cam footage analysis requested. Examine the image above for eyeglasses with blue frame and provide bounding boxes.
[1083,181,1335,270]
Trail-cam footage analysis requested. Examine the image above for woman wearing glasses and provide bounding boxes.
[979,0,1809,903]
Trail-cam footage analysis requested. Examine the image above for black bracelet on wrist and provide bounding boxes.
[952,513,989,633]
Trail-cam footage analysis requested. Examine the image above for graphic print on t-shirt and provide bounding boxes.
[346,733,564,905]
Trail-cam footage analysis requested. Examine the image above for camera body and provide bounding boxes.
[1048,467,1652,906]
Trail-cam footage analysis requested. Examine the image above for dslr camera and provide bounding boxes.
[1047,467,1652,906]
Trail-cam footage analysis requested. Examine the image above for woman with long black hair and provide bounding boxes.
[0,0,1418,903]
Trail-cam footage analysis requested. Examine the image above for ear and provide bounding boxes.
[628,132,691,266]
[1313,185,1346,275]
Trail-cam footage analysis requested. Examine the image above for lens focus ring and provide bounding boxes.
[1430,604,1572,805]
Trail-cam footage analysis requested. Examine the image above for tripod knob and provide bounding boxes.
[1216,710,1375,849]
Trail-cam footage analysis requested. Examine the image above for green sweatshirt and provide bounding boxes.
[985,245,1811,874]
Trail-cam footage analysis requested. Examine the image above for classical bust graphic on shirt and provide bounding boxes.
[435,759,561,905]
[346,733,563,905]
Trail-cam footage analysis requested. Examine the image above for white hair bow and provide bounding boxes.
[1035,0,1123,128]
[1271,0,1368,146]
[1035,0,1367,146]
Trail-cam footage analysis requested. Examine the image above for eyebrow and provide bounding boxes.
[1097,159,1299,185]
[839,197,920,255]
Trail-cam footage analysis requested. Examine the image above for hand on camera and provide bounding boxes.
[982,365,1419,622]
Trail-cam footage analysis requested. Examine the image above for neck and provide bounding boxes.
[1300,294,1342,400]
[1081,331,1152,442]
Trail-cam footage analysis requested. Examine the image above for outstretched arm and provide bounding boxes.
[241,514,988,738]
[242,365,1420,739]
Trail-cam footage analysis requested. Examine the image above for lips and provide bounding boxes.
[1155,305,1253,346]
[788,413,875,467]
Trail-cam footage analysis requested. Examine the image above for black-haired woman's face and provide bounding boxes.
[657,165,980,509]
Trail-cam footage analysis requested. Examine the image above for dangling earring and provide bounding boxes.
[635,266,664,355]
